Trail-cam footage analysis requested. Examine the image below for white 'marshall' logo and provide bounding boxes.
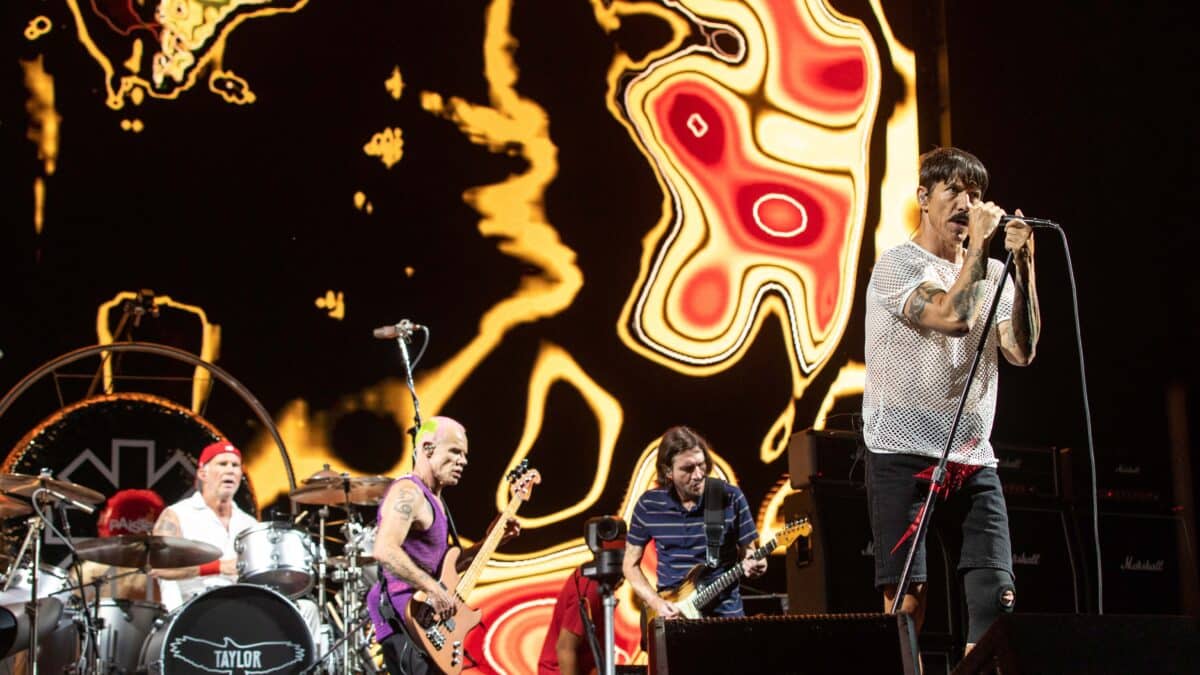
[1121,556,1165,572]
[168,636,305,674]
[1012,552,1041,566]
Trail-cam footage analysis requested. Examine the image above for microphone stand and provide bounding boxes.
[890,249,1016,616]
[390,326,424,447]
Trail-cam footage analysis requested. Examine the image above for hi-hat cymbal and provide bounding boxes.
[0,473,105,505]
[74,535,222,569]
[0,495,32,519]
[289,475,392,506]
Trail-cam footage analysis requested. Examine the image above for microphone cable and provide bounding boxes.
[1040,224,1104,614]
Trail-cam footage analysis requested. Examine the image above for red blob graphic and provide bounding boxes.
[667,93,725,166]
[766,0,868,115]
[681,266,730,328]
[655,81,851,331]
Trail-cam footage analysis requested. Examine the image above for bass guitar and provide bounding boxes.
[405,460,540,674]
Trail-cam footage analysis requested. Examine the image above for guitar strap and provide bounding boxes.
[441,495,464,549]
[703,477,726,568]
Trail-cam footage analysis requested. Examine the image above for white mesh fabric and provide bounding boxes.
[863,241,1015,467]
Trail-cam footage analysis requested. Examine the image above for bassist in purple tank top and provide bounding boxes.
[367,416,521,674]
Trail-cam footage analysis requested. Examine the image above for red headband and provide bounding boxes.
[199,440,241,467]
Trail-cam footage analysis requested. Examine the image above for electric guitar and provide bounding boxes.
[644,517,812,621]
[404,460,540,675]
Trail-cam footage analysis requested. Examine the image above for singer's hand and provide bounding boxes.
[1003,209,1034,255]
[967,201,1004,247]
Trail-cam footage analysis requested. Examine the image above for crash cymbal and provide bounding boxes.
[289,475,392,507]
[0,473,105,505]
[0,495,32,519]
[345,476,391,505]
[74,535,222,569]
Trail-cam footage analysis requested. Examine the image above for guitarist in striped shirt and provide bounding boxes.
[622,426,767,620]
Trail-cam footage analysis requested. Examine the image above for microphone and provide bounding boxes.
[1000,214,1059,229]
[373,319,425,340]
[46,488,96,515]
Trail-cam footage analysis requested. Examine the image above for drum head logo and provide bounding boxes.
[168,635,306,674]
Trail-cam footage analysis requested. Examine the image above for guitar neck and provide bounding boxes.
[693,534,777,607]
[454,495,523,599]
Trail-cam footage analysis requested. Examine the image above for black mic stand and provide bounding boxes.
[388,324,424,448]
[889,249,1016,616]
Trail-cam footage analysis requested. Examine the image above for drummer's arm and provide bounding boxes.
[148,510,235,579]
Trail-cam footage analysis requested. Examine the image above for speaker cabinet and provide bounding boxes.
[648,613,920,675]
[783,484,956,636]
[1094,511,1194,614]
[1005,503,1081,613]
[952,613,1200,674]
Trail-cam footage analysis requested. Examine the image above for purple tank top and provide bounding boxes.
[367,474,448,640]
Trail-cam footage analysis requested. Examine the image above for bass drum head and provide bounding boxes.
[141,584,314,675]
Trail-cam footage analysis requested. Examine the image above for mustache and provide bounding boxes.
[949,212,969,225]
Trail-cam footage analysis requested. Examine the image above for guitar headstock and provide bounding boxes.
[506,459,541,502]
[767,517,813,552]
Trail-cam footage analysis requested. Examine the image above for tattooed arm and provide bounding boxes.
[374,480,458,619]
[147,508,239,579]
[999,218,1040,365]
[903,201,1006,335]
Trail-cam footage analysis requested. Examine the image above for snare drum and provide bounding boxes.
[94,600,163,675]
[234,522,315,597]
[139,584,315,675]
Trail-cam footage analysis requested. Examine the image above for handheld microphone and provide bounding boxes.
[372,319,425,340]
[1000,214,1059,229]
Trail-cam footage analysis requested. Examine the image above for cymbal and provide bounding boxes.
[289,475,391,507]
[0,473,105,505]
[74,535,222,569]
[0,495,31,519]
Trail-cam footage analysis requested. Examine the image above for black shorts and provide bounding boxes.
[866,451,1014,590]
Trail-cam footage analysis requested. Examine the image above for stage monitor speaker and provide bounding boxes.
[951,613,1200,674]
[783,485,956,636]
[648,612,920,675]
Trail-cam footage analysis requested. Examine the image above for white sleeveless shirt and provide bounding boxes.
[157,491,257,611]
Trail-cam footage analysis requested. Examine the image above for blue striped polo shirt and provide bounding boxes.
[627,480,758,616]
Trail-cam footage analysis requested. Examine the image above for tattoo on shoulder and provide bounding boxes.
[905,284,940,324]
[392,487,417,520]
[155,513,180,536]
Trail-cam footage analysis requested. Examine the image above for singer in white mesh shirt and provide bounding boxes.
[861,147,1040,656]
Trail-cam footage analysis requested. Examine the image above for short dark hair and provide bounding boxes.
[655,425,712,487]
[919,146,989,195]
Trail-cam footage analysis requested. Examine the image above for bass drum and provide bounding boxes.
[140,584,314,675]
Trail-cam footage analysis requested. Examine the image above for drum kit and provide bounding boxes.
[0,467,393,675]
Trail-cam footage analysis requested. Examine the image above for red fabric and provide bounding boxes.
[538,568,604,674]
[889,461,983,555]
[198,560,221,576]
[199,440,241,467]
[97,489,165,537]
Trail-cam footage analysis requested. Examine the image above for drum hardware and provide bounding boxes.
[1,472,97,675]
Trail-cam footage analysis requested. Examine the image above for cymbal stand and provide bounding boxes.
[26,489,53,675]
[317,505,329,623]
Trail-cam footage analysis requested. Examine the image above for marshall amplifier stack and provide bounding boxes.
[786,428,1196,621]
[783,429,1087,668]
